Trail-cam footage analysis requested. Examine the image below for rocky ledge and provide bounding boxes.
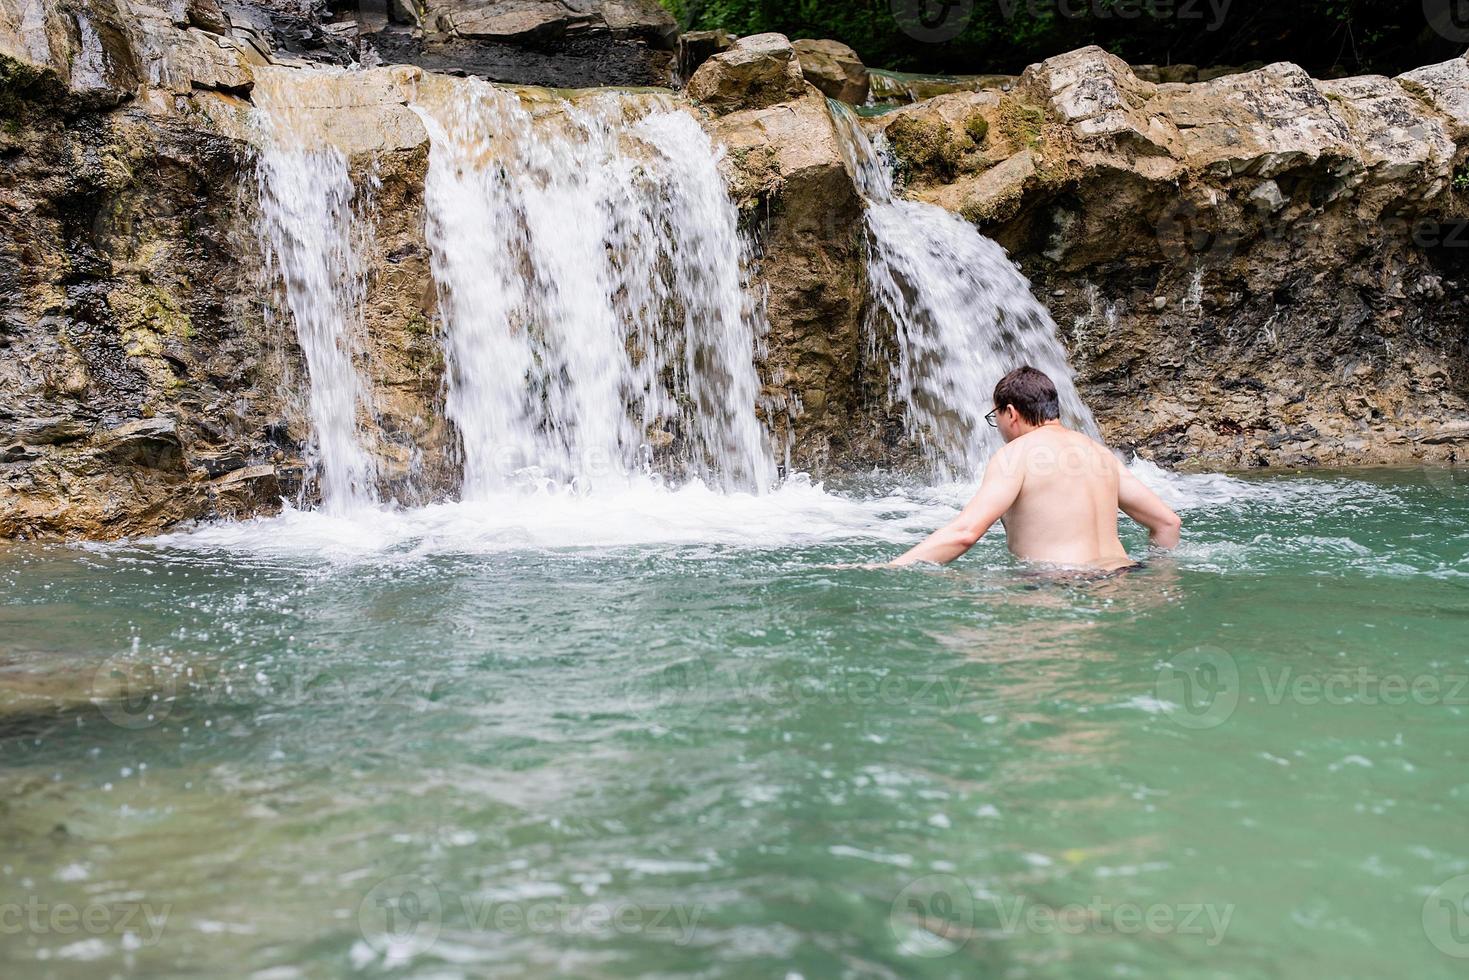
[1,6,1466,539]
[859,46,1469,470]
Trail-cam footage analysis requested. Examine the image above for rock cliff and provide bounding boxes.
[869,47,1469,469]
[1,4,1466,538]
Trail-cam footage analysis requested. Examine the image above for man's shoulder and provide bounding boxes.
[1006,427,1117,477]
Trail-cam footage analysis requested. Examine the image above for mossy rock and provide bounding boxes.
[0,55,67,127]
[109,283,194,357]
[996,98,1048,149]
[886,114,964,182]
[965,111,989,146]
[886,110,994,183]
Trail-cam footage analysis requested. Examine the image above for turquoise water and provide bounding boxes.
[2,467,1468,978]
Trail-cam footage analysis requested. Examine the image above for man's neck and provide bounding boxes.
[1016,419,1064,437]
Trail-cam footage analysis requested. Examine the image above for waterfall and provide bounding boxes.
[829,101,1098,481]
[411,82,776,497]
[252,69,378,513]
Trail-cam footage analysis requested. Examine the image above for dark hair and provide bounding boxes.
[993,366,1060,425]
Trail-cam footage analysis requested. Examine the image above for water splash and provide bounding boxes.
[829,101,1097,480]
[411,82,775,497]
[252,69,378,513]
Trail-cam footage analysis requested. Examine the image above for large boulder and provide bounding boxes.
[427,0,676,46]
[1398,53,1469,142]
[687,33,807,114]
[0,0,268,101]
[792,38,868,105]
[1016,45,1177,156]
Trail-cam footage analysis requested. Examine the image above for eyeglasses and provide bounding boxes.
[985,407,1001,427]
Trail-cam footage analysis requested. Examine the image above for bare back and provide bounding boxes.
[890,416,1180,570]
[996,425,1132,569]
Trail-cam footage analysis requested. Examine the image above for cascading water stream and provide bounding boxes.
[411,82,776,497]
[252,69,378,513]
[829,101,1098,481]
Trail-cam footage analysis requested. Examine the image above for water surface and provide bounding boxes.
[2,468,1467,978]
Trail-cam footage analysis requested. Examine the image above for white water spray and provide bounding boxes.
[412,82,775,496]
[830,102,1097,480]
[252,69,378,512]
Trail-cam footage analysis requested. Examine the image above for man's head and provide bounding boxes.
[989,365,1060,442]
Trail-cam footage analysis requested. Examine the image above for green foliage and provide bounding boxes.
[660,0,1448,77]
[1453,165,1469,195]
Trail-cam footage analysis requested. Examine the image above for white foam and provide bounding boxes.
[144,475,956,561]
[132,458,1409,568]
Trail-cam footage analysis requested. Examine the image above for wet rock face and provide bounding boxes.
[880,46,1469,470]
[709,87,875,467]
[0,77,300,538]
[677,28,734,81]
[4,18,1469,538]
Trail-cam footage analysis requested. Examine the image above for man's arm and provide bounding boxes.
[1115,457,1182,549]
[891,449,1024,566]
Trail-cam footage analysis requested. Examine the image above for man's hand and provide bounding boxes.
[891,448,1024,566]
[1115,457,1182,549]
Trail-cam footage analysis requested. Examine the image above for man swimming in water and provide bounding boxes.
[891,366,1181,569]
